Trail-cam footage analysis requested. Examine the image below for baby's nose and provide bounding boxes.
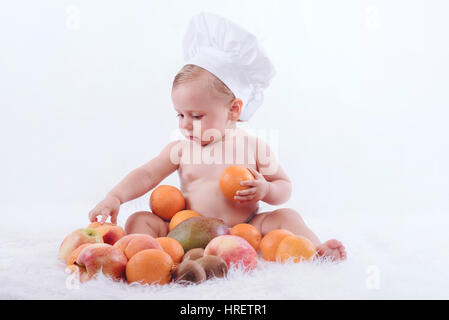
[180,120,193,131]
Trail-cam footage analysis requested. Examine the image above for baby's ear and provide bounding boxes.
[228,98,243,121]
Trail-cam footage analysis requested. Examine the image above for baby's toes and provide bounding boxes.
[326,239,342,249]
[317,244,329,256]
[323,239,347,261]
[339,246,347,260]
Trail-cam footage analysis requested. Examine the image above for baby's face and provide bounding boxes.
[172,78,233,146]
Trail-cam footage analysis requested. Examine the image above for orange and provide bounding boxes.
[66,243,91,265]
[275,235,317,263]
[230,223,262,251]
[126,249,174,285]
[150,185,186,221]
[259,229,294,261]
[114,234,162,259]
[169,210,201,231]
[219,165,255,201]
[156,237,185,264]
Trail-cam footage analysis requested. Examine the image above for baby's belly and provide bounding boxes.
[182,179,259,227]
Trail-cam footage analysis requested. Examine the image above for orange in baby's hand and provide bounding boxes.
[230,223,262,251]
[259,229,294,261]
[219,165,255,201]
[275,235,317,263]
[169,210,202,231]
[126,249,174,285]
[150,185,186,221]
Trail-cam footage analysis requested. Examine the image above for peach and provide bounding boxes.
[58,228,103,262]
[76,243,128,280]
[113,234,162,259]
[204,235,258,271]
[87,222,115,229]
[87,222,126,245]
[66,243,92,265]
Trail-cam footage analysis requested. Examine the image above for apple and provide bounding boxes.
[113,234,162,259]
[204,235,258,271]
[58,228,103,262]
[76,243,127,280]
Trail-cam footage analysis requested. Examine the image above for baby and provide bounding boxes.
[88,13,346,261]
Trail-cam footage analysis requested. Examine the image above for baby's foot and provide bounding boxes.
[316,239,347,262]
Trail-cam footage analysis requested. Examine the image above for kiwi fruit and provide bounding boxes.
[173,260,206,284]
[196,255,228,279]
[182,248,205,262]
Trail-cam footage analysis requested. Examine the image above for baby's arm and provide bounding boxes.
[88,140,182,224]
[256,138,292,205]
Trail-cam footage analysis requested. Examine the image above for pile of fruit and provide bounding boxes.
[59,166,317,285]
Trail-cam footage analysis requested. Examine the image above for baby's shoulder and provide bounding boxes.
[234,128,268,148]
[160,139,187,165]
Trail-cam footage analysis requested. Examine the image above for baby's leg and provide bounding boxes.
[125,211,169,238]
[249,208,321,246]
[248,208,346,261]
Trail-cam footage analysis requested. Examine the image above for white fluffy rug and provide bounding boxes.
[1,203,447,300]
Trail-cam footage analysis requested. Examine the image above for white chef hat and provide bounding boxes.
[183,12,276,121]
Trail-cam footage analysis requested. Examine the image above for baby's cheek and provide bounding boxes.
[202,124,219,140]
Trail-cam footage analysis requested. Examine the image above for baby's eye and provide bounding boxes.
[176,114,184,118]
[193,115,203,120]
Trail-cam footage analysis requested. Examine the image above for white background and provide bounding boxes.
[2,0,447,224]
[1,0,448,299]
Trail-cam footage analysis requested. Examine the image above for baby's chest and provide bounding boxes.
[178,138,258,182]
[178,163,227,182]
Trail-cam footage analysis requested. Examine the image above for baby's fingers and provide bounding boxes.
[89,208,101,222]
[240,180,256,187]
[99,208,111,224]
[246,167,262,179]
[110,210,119,225]
[234,194,256,202]
[236,188,256,196]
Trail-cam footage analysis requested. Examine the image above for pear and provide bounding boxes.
[167,217,230,252]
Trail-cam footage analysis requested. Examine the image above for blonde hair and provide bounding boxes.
[172,64,244,122]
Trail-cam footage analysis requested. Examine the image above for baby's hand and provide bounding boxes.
[234,167,269,203]
[88,195,121,224]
